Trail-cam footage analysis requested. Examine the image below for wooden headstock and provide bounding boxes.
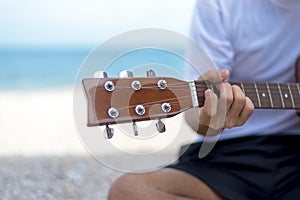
[82,76,193,127]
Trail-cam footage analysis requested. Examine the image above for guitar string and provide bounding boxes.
[112,86,300,91]
[106,89,295,107]
[106,83,300,111]
[111,86,300,97]
[110,96,299,112]
[113,96,196,112]
[107,78,300,87]
[113,97,299,112]
[109,90,299,112]
[111,82,300,90]
[113,85,202,111]
[108,78,300,87]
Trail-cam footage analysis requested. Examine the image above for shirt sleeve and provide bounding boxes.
[185,0,234,80]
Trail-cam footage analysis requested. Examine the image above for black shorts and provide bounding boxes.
[167,135,300,200]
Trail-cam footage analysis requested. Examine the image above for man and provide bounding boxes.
[108,0,300,199]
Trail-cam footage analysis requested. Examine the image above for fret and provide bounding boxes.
[277,84,285,108]
[287,83,295,109]
[278,83,294,109]
[194,81,300,110]
[232,83,260,108]
[263,83,289,109]
[194,81,208,107]
[296,83,300,108]
[231,83,272,108]
[266,83,274,108]
[240,82,245,93]
[296,83,300,101]
[255,83,272,108]
[298,83,300,109]
[254,83,262,108]
[290,83,300,109]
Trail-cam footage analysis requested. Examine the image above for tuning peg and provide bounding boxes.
[103,124,114,139]
[146,70,166,133]
[146,69,156,77]
[132,121,139,136]
[93,71,108,78]
[156,119,166,133]
[119,70,133,78]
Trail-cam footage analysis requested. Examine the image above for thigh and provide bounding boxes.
[114,168,225,200]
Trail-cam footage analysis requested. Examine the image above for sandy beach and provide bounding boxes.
[0,87,119,199]
[0,87,196,199]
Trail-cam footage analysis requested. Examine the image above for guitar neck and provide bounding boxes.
[193,81,300,109]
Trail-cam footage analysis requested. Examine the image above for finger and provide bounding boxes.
[235,97,255,126]
[199,89,218,126]
[198,69,229,83]
[219,69,230,81]
[206,83,231,130]
[219,82,233,112]
[224,85,246,128]
[198,69,230,81]
[197,89,219,135]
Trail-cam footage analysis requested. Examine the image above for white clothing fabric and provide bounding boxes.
[187,0,300,139]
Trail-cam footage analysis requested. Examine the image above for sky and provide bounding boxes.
[0,0,196,48]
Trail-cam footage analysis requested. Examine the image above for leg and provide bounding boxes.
[108,168,225,200]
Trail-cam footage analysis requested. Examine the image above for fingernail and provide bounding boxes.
[219,69,228,77]
[205,89,212,95]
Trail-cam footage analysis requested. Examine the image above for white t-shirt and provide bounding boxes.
[187,0,300,139]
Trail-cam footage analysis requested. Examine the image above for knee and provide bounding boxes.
[108,174,141,200]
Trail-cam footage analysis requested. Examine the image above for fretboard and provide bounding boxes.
[194,81,300,109]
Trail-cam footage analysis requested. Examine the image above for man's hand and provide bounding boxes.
[185,69,254,136]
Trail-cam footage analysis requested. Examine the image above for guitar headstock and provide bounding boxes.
[82,70,194,138]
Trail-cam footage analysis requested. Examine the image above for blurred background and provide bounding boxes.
[0,0,195,199]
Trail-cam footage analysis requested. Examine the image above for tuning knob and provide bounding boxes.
[132,121,139,136]
[103,124,114,139]
[146,69,156,77]
[119,70,139,136]
[146,69,166,133]
[119,70,133,78]
[93,71,108,78]
[156,119,166,133]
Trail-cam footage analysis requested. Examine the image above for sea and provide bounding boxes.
[0,47,185,91]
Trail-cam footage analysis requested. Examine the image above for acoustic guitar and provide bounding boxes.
[82,61,300,139]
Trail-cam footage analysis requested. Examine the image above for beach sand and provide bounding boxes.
[0,87,196,199]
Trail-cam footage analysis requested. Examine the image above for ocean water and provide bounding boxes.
[0,48,185,90]
[0,48,89,90]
